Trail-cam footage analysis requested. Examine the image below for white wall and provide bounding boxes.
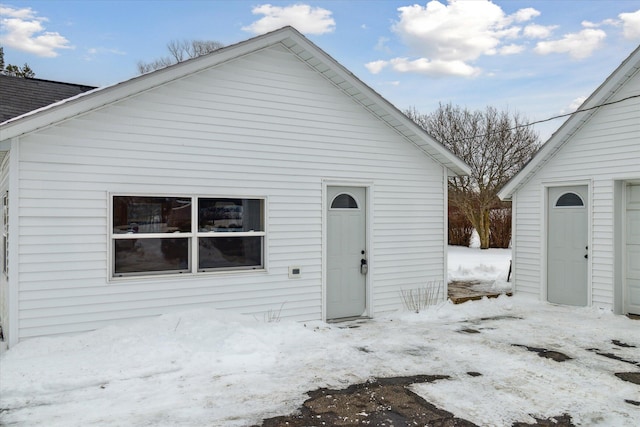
[512,69,640,308]
[13,44,446,340]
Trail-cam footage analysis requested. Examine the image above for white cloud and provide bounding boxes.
[365,56,482,78]
[499,44,525,55]
[582,18,619,28]
[392,1,511,61]
[569,96,587,111]
[581,10,639,41]
[242,4,335,35]
[511,7,540,23]
[561,96,588,114]
[535,28,606,59]
[619,9,640,40]
[364,59,388,74]
[84,46,126,61]
[0,5,72,57]
[389,57,481,77]
[366,0,533,78]
[0,5,33,19]
[523,24,556,39]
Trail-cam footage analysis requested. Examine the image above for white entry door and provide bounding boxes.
[547,186,589,306]
[625,184,640,315]
[327,186,367,319]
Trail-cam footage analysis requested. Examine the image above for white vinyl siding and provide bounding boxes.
[13,44,446,339]
[512,69,640,309]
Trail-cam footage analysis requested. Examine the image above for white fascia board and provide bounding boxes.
[497,110,591,201]
[498,46,640,201]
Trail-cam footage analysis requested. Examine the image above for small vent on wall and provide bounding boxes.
[288,266,301,279]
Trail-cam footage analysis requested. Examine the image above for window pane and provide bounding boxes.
[114,238,189,275]
[113,196,191,234]
[198,236,262,270]
[555,192,584,207]
[198,198,264,232]
[331,194,358,209]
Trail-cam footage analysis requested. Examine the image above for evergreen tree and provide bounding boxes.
[0,46,36,78]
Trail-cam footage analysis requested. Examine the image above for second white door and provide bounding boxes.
[547,186,588,306]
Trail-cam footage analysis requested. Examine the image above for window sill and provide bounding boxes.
[109,267,268,283]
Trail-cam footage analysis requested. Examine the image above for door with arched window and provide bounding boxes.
[326,186,366,319]
[547,185,588,306]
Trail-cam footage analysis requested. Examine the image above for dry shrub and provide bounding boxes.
[489,204,511,248]
[448,205,473,246]
[400,281,444,313]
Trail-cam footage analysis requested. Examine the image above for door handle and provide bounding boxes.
[360,258,368,275]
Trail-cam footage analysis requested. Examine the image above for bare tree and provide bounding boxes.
[406,103,540,249]
[137,39,224,74]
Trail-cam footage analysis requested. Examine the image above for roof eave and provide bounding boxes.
[498,45,640,200]
[0,26,471,176]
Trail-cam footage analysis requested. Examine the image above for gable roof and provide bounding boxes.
[498,45,640,200]
[0,75,95,122]
[0,26,470,176]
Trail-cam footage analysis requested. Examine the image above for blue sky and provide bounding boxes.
[1,0,639,139]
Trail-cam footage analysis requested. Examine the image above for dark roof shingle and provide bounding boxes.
[0,75,96,122]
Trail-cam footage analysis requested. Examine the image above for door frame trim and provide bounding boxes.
[322,180,373,321]
[542,180,592,305]
[619,180,640,314]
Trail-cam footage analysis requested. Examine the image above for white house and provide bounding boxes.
[0,27,470,346]
[498,45,640,315]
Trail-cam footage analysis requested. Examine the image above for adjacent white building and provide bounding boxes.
[0,27,469,346]
[499,45,640,315]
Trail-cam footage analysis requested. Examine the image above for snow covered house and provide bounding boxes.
[498,45,640,316]
[0,27,469,346]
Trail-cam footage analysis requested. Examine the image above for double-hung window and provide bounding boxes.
[111,196,265,278]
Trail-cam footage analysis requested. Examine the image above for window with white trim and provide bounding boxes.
[112,196,265,277]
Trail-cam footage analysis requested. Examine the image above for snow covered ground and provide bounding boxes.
[1,247,639,426]
[447,245,513,291]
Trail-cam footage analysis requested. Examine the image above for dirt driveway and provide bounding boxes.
[258,374,576,426]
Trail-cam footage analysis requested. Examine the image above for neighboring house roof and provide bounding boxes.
[0,26,470,177]
[498,45,640,201]
[0,74,96,122]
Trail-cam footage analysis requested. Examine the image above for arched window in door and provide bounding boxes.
[555,192,584,207]
[330,193,359,209]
